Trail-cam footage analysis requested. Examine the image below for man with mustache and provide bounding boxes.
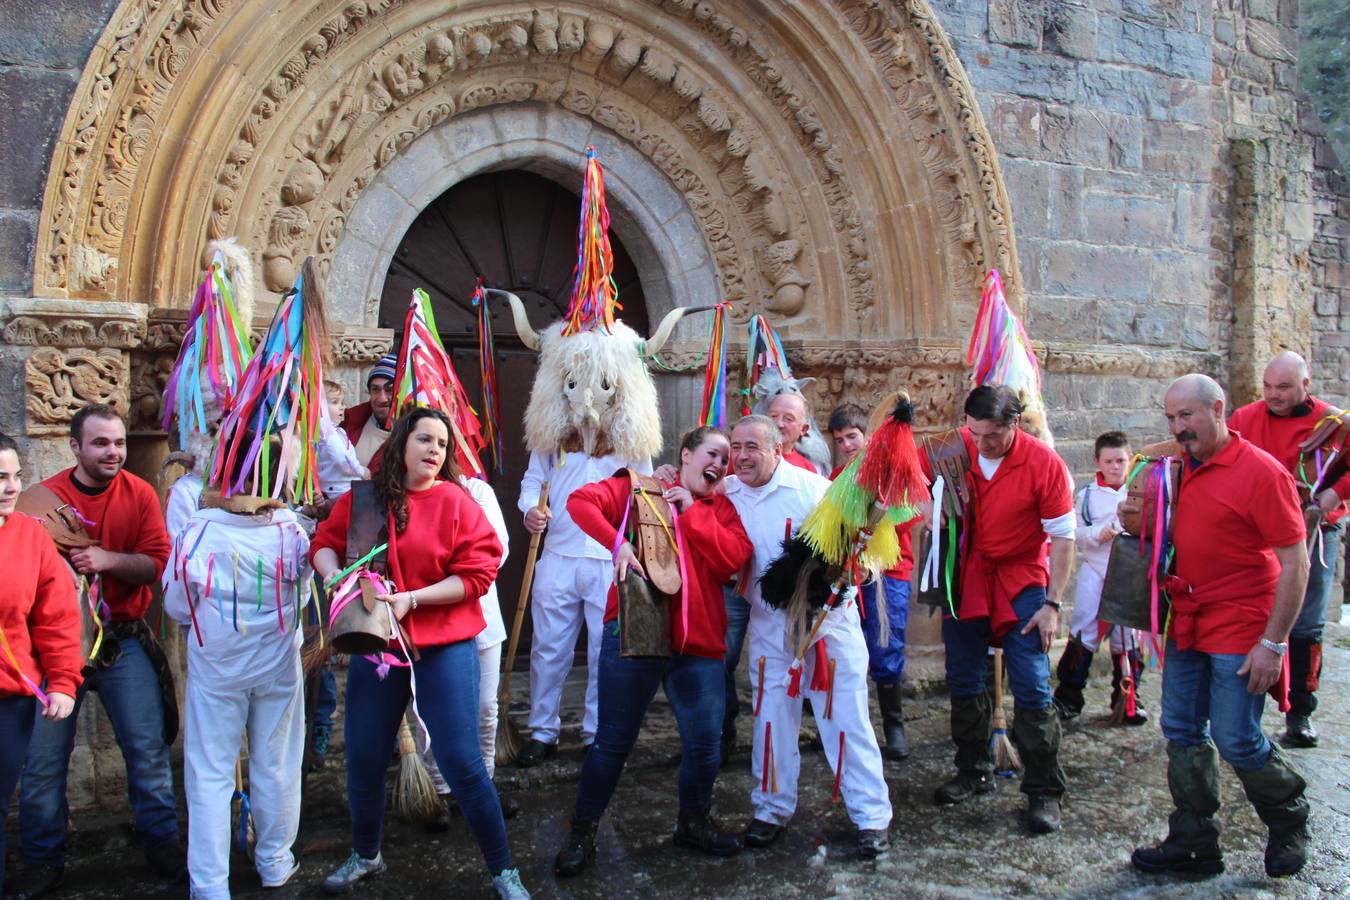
[10,405,179,900]
[724,415,892,858]
[342,352,398,468]
[1225,351,1347,748]
[1132,374,1311,880]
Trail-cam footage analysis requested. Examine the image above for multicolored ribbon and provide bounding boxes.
[699,302,732,428]
[561,146,621,336]
[0,621,50,707]
[741,315,791,416]
[472,279,505,474]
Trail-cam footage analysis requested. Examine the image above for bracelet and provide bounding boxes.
[408,591,418,610]
[1258,637,1287,657]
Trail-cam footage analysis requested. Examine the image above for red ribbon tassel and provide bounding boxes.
[810,640,831,693]
[831,732,845,803]
[754,655,766,716]
[761,722,777,793]
[786,660,804,698]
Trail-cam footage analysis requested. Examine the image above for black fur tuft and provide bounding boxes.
[890,394,915,426]
[758,536,840,611]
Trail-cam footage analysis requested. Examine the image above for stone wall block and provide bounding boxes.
[0,210,36,294]
[1027,295,1100,342]
[1078,66,1169,119]
[0,68,80,209]
[1083,193,1174,246]
[1001,158,1052,236]
[988,95,1045,157]
[988,0,1043,48]
[1043,242,1153,301]
[966,43,1080,102]
[1045,5,1098,60]
[1049,166,1086,239]
[1150,250,1211,303]
[1142,121,1210,176]
[0,0,118,68]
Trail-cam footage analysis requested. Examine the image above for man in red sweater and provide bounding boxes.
[10,405,180,899]
[1227,351,1347,748]
[342,352,397,468]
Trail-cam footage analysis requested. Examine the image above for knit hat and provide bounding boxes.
[367,353,397,386]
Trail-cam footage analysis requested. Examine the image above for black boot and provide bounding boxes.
[1012,705,1067,833]
[1132,743,1224,878]
[875,681,909,761]
[1234,744,1310,878]
[672,807,741,857]
[1281,637,1321,748]
[1052,638,1093,720]
[515,738,558,768]
[554,818,598,877]
[1109,652,1149,726]
[935,693,995,805]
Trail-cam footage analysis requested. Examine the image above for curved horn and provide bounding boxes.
[642,305,714,358]
[483,288,541,351]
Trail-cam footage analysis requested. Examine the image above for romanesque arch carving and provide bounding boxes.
[33,0,1024,343]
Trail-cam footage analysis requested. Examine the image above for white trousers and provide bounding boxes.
[1069,566,1128,653]
[748,617,892,831]
[416,640,503,787]
[184,656,305,899]
[527,553,610,744]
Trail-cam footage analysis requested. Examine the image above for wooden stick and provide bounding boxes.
[495,483,549,767]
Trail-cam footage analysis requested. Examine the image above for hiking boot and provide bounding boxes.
[876,681,909,761]
[672,807,740,857]
[934,770,995,805]
[515,739,557,769]
[1133,742,1223,879]
[1026,797,1061,834]
[2,863,64,900]
[322,851,386,894]
[742,818,784,849]
[1280,713,1318,749]
[1131,842,1225,877]
[1052,638,1093,720]
[856,828,890,859]
[145,838,187,880]
[553,819,597,877]
[1234,744,1310,879]
[492,867,531,899]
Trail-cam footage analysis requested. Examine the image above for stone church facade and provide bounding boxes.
[0,0,1344,811]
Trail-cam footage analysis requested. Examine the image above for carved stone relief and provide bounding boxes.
[25,348,130,435]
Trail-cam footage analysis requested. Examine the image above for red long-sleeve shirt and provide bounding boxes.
[1,513,83,698]
[311,480,502,649]
[42,468,171,622]
[1228,396,1350,525]
[567,474,753,659]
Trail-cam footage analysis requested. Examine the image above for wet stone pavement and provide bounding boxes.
[11,621,1350,899]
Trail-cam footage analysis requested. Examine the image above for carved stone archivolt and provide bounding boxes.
[33,0,1028,344]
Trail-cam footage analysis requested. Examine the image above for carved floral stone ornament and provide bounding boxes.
[25,348,130,436]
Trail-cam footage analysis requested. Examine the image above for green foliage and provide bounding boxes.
[1301,0,1350,171]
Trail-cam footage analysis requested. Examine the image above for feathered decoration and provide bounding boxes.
[967,269,1048,437]
[740,314,792,416]
[472,279,505,474]
[698,301,732,428]
[561,146,621,336]
[209,257,329,504]
[392,287,487,478]
[800,393,929,570]
[162,242,255,446]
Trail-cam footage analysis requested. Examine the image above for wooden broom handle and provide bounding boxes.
[498,484,549,704]
[992,647,1008,728]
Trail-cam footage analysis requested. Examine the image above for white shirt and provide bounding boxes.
[723,461,857,654]
[518,449,651,559]
[316,418,366,500]
[165,473,204,541]
[1076,480,1129,577]
[461,476,509,648]
[354,416,390,468]
[162,507,312,689]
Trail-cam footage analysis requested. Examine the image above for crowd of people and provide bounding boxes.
[0,346,1341,899]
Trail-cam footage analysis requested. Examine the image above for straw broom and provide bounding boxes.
[991,647,1022,776]
[495,484,549,767]
[392,718,442,824]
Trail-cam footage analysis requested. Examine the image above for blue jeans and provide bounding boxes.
[862,575,910,685]
[575,623,724,820]
[1,695,37,896]
[721,587,751,739]
[345,641,511,873]
[1160,641,1272,771]
[21,636,179,866]
[942,585,1053,710]
[313,660,337,733]
[1293,524,1342,641]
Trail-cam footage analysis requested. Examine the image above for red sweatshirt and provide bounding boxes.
[783,448,816,473]
[311,480,502,649]
[1228,396,1350,525]
[43,468,171,622]
[1,513,83,698]
[567,475,753,659]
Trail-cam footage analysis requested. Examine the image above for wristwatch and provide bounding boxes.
[1258,637,1287,657]
[1043,599,1062,612]
[408,591,418,610]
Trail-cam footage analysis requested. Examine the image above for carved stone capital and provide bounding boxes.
[334,326,395,364]
[2,299,148,349]
[25,347,130,436]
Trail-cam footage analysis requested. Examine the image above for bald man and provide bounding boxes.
[766,394,819,474]
[1227,351,1348,748]
[1133,374,1310,880]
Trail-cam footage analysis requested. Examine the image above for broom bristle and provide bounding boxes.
[393,754,442,824]
[993,729,1023,774]
[495,714,523,767]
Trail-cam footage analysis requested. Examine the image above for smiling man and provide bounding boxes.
[1132,374,1311,880]
[342,352,398,468]
[11,404,179,899]
[1226,351,1348,748]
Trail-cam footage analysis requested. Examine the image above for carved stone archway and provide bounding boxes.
[11,0,1043,457]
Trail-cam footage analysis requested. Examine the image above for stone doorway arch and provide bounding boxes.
[17,0,1028,454]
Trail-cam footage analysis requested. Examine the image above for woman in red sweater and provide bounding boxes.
[310,408,526,899]
[553,425,754,876]
[0,432,82,898]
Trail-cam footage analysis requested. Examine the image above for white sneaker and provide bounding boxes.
[322,851,386,894]
[492,867,531,899]
[261,859,300,889]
